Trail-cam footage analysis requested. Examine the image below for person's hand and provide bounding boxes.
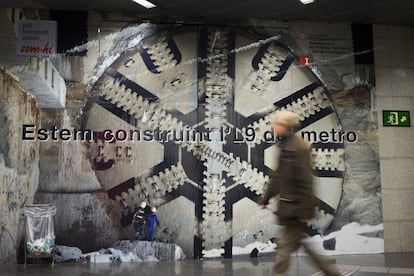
[258,204,266,209]
[299,218,309,223]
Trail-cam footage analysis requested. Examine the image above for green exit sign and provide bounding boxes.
[383,110,411,127]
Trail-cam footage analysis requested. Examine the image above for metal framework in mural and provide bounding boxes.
[82,25,345,258]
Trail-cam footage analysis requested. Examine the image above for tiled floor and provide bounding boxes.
[1,253,414,276]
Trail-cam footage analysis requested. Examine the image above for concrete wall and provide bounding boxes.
[374,25,414,252]
[0,67,40,263]
[34,83,130,252]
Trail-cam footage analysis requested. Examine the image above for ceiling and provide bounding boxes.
[2,0,414,25]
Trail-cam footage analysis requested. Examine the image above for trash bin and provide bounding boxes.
[23,204,56,266]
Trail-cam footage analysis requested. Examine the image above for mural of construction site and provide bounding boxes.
[0,17,383,262]
[75,23,382,258]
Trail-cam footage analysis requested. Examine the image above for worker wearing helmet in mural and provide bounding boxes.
[258,110,341,276]
[132,201,148,240]
[146,206,160,241]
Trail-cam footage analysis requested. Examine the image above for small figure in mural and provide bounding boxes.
[146,206,160,241]
[132,201,147,240]
[258,110,341,276]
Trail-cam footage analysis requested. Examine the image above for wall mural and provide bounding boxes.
[77,23,382,258]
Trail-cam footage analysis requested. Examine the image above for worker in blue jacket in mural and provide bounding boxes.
[146,207,160,241]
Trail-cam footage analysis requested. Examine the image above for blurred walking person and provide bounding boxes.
[258,110,341,276]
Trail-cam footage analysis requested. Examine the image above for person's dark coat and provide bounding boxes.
[259,134,318,224]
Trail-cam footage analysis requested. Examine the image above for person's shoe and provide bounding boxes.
[323,265,342,276]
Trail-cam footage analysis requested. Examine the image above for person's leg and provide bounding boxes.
[148,229,154,241]
[273,222,303,276]
[138,223,144,240]
[134,222,139,240]
[302,241,341,276]
[142,223,147,240]
[136,224,143,241]
[145,227,151,241]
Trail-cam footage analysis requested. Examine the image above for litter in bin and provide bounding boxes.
[27,237,55,254]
